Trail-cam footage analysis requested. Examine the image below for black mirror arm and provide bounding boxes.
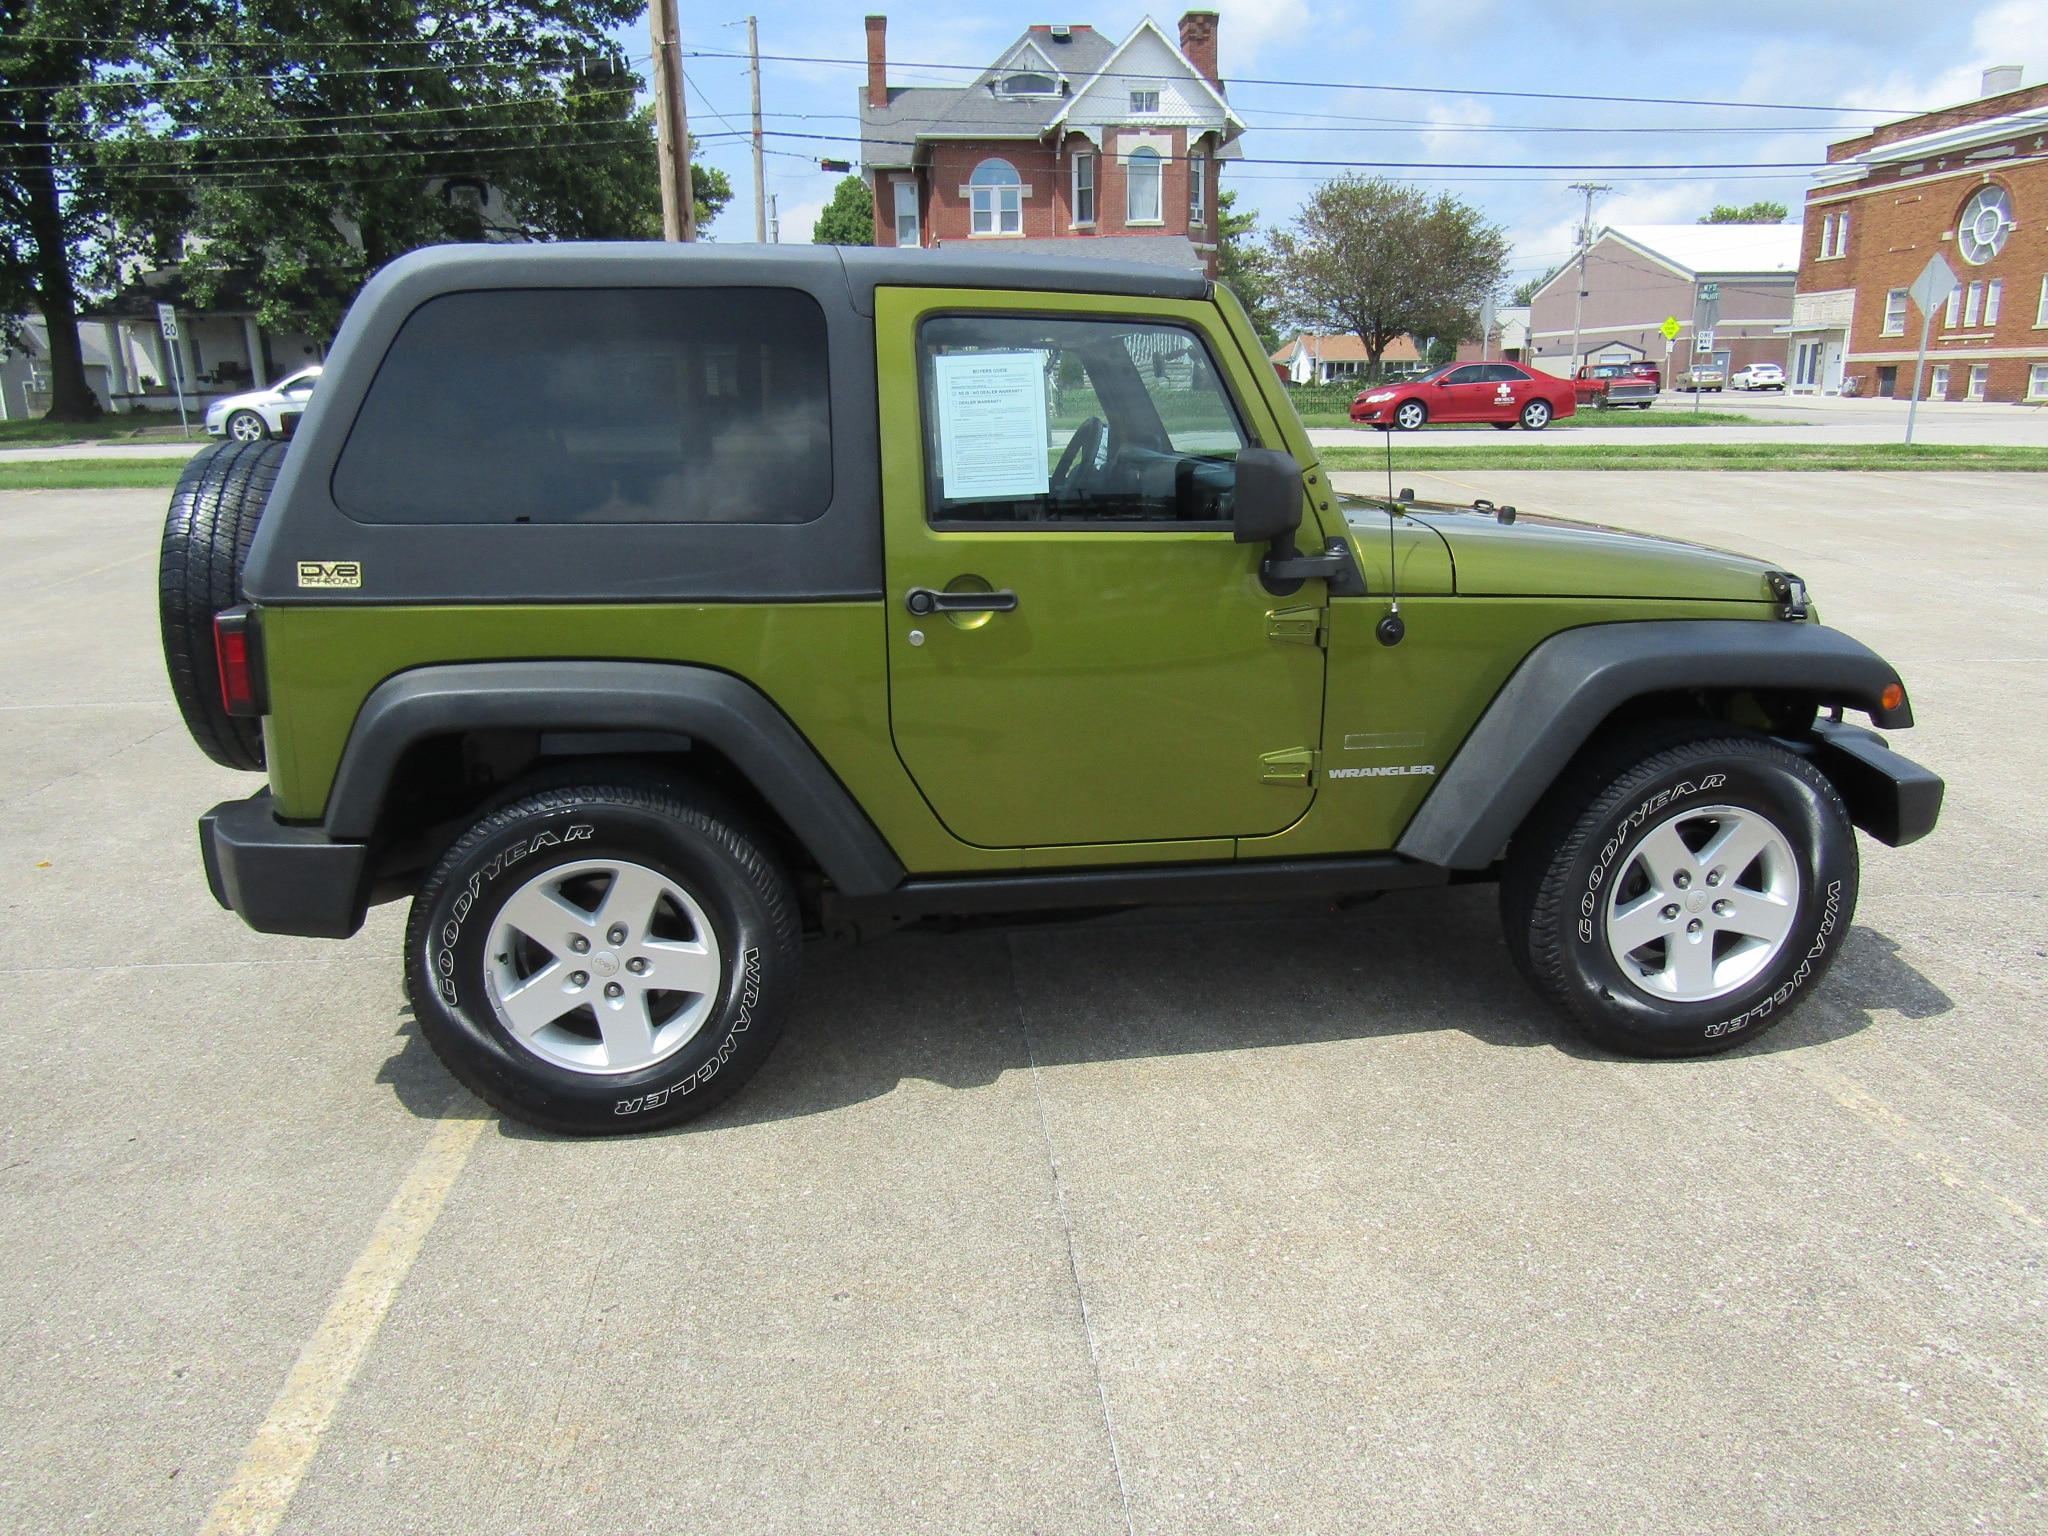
[1262,535,1367,596]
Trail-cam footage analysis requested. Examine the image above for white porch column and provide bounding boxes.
[240,314,268,387]
[101,321,132,408]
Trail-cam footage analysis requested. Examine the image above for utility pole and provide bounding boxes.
[1566,181,1610,378]
[649,0,696,241]
[769,193,780,244]
[748,16,767,243]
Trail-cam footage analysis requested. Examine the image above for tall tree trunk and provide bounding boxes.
[21,147,101,422]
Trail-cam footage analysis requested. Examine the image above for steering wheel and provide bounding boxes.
[1051,416,1106,497]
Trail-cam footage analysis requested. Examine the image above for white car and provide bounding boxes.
[203,366,322,442]
[1730,363,1785,391]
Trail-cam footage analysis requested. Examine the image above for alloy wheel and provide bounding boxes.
[484,858,723,1074]
[1603,804,1801,1003]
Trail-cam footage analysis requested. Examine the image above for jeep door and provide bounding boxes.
[875,289,1325,851]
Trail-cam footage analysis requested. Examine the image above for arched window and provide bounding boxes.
[969,158,1023,236]
[1957,184,2014,265]
[998,72,1055,95]
[1125,147,1162,224]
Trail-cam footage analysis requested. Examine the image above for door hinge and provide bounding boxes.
[1259,747,1319,786]
[1265,605,1327,647]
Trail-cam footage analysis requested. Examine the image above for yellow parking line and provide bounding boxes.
[197,1104,488,1536]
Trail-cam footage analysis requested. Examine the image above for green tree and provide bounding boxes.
[811,175,873,245]
[0,0,179,420]
[1215,188,1280,351]
[163,2,730,341]
[1271,175,1510,382]
[1700,201,1788,224]
[1513,265,1561,306]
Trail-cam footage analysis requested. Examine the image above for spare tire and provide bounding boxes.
[159,440,288,771]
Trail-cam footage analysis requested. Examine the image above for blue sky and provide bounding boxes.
[628,0,2048,286]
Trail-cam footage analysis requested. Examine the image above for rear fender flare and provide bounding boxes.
[322,660,906,896]
[1394,620,1913,870]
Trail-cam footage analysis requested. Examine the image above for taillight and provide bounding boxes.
[213,606,264,716]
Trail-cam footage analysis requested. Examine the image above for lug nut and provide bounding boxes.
[607,924,628,945]
[604,981,624,999]
[1706,869,1723,887]
[1714,899,1734,916]
[1686,919,1703,936]
[569,970,589,987]
[569,936,590,954]
[1673,870,1691,889]
[626,957,649,975]
[1661,904,1680,921]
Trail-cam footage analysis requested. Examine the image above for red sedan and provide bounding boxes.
[1350,360,1578,431]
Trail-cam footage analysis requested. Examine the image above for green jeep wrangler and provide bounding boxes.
[159,244,1942,1136]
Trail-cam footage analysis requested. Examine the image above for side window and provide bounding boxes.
[333,288,832,525]
[1483,364,1531,382]
[918,313,1250,526]
[1442,364,1488,385]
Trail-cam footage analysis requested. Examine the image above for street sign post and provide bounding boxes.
[156,303,190,437]
[1660,315,1681,387]
[1904,253,1960,446]
[1690,290,1721,415]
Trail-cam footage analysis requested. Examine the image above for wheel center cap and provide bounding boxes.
[592,951,620,977]
[1686,891,1708,914]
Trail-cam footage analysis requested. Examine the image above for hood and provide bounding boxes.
[1336,493,1781,602]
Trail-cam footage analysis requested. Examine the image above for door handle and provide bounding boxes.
[905,587,1018,616]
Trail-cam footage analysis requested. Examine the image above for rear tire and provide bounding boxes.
[405,778,802,1136]
[158,440,288,770]
[1519,399,1553,431]
[1500,728,1858,1058]
[225,409,269,442]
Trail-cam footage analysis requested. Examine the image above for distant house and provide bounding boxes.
[1793,66,2047,401]
[76,267,328,415]
[1453,305,1531,364]
[0,318,123,419]
[858,12,1241,274]
[1526,225,1800,381]
[1269,332,1423,385]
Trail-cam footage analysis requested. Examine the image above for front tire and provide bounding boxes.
[1393,399,1428,431]
[1500,729,1858,1057]
[1519,399,1553,431]
[405,779,801,1135]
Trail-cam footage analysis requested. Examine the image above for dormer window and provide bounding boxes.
[998,72,1057,95]
[1129,89,1159,114]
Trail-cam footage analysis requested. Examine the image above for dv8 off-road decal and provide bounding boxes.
[613,946,762,1116]
[1576,774,1729,946]
[431,823,594,1007]
[1703,880,1842,1039]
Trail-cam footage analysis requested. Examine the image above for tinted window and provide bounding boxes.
[333,288,831,525]
[1484,364,1532,382]
[918,314,1249,526]
[1443,365,1488,385]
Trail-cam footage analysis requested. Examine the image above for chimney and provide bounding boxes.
[866,15,888,109]
[1178,11,1219,88]
[1981,64,2023,97]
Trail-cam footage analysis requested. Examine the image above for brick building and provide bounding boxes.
[1791,66,2048,402]
[857,13,1242,274]
[1526,225,1798,381]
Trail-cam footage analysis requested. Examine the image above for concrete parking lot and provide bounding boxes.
[3,473,2044,1534]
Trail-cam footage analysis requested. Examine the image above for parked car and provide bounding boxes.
[1731,363,1786,391]
[1351,360,1578,431]
[202,366,322,442]
[161,244,1941,1136]
[1678,364,1726,392]
[1572,360,1660,410]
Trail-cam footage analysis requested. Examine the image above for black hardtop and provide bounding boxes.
[239,242,1211,609]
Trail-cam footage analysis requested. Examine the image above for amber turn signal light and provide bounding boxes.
[1880,682,1905,713]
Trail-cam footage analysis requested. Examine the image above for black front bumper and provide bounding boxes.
[1809,719,1944,847]
[199,793,370,938]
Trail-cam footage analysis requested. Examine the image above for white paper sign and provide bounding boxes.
[932,351,1049,500]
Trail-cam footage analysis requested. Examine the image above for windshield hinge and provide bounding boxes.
[1259,747,1319,786]
[1265,605,1327,647]
[1766,570,1810,621]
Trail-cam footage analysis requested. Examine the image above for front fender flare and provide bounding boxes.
[1394,620,1912,870]
[322,660,906,896]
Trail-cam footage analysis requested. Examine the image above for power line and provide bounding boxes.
[681,46,1915,115]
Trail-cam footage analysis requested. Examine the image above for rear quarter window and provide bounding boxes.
[331,287,832,525]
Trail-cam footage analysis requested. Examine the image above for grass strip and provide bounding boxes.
[0,459,192,490]
[0,411,197,447]
[1316,442,2048,472]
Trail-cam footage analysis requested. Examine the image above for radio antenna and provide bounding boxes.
[1377,427,1405,646]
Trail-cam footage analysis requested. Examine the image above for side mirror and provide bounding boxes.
[1230,448,1303,548]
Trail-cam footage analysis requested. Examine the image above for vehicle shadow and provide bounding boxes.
[375,884,1955,1136]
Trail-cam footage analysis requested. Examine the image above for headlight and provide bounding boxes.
[1365,391,1395,403]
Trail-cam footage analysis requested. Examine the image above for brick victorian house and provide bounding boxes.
[1792,66,2048,402]
[858,13,1243,274]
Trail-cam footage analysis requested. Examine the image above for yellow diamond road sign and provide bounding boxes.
[1660,316,1682,341]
